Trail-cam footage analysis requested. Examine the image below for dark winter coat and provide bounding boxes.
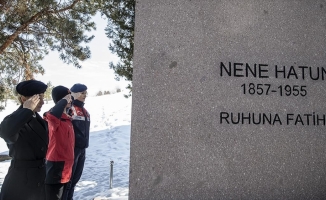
[69,100,90,148]
[43,99,75,184]
[0,106,48,200]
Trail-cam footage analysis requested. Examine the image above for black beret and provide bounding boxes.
[52,85,70,104]
[70,83,87,93]
[16,80,47,96]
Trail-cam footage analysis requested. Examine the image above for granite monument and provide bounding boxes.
[130,1,326,199]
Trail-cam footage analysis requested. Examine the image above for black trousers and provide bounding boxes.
[45,183,65,200]
[62,148,86,200]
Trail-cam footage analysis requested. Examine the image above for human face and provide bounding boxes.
[76,90,87,102]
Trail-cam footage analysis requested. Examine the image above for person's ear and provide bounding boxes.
[20,95,28,103]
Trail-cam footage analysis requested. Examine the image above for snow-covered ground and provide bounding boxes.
[0,93,131,200]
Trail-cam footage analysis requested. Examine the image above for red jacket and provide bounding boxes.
[44,111,75,184]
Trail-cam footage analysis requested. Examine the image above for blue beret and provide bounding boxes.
[70,83,87,93]
[16,80,47,96]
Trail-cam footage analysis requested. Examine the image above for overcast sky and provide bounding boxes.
[35,13,130,96]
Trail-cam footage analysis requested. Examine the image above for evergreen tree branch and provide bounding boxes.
[0,8,47,54]
[0,0,81,54]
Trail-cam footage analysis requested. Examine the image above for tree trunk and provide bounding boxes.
[24,62,33,80]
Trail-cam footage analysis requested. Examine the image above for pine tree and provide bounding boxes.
[0,0,136,103]
[44,81,54,104]
[0,0,110,105]
[0,82,5,111]
[103,0,135,92]
[0,0,104,80]
[96,90,103,96]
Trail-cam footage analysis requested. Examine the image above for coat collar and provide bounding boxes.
[72,99,84,108]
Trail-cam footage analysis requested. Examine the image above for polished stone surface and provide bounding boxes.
[130,1,326,199]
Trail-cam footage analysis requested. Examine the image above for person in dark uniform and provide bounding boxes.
[62,83,90,200]
[0,80,48,200]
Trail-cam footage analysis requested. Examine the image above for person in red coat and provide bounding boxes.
[43,86,74,200]
[0,80,48,200]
